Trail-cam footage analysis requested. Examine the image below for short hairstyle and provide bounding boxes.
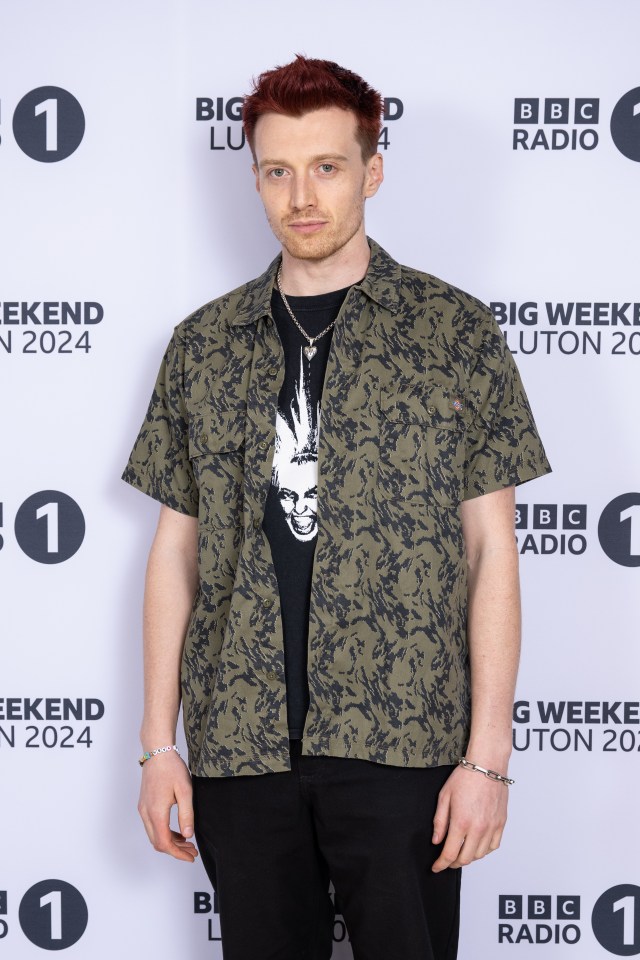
[243,54,383,162]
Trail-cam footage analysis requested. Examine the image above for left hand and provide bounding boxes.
[431,764,509,872]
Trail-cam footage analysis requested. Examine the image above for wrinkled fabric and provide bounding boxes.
[122,239,552,777]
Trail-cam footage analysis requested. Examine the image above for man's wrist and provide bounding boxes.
[140,728,178,752]
[464,738,512,771]
[139,744,180,767]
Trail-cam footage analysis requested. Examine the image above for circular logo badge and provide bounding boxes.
[598,494,640,567]
[19,880,88,950]
[14,491,85,564]
[13,86,85,162]
[592,885,640,955]
[610,87,640,162]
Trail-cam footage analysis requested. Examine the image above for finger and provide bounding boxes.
[170,830,199,853]
[488,825,504,852]
[176,786,195,840]
[432,831,466,873]
[472,842,491,861]
[168,843,198,863]
[450,834,478,868]
[168,831,199,862]
[432,789,451,845]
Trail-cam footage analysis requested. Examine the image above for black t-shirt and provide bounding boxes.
[262,283,351,738]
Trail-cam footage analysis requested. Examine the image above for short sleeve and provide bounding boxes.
[463,309,552,500]
[121,328,198,516]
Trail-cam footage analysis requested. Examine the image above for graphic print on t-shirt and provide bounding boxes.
[271,346,321,543]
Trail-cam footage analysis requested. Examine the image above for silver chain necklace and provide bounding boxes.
[276,266,337,362]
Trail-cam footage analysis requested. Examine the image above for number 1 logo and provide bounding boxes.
[12,86,85,162]
[611,86,640,163]
[19,880,88,950]
[592,884,640,956]
[598,493,640,567]
[14,491,85,564]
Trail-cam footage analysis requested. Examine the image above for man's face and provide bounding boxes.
[276,457,318,542]
[252,107,383,263]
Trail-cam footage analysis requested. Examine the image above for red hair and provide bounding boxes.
[242,54,383,161]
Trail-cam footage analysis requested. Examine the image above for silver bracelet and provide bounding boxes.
[458,756,515,785]
[139,744,180,767]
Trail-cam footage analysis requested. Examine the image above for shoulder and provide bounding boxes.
[399,260,492,327]
[173,267,276,344]
[392,260,499,370]
[367,238,493,339]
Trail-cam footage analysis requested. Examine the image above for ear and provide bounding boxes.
[252,162,260,194]
[364,153,384,198]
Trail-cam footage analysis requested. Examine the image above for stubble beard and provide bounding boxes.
[268,195,366,264]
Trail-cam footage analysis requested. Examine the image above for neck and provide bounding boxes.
[279,228,370,296]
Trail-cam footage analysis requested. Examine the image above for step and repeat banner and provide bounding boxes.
[1,1,638,957]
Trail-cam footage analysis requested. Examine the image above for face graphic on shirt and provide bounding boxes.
[271,348,320,542]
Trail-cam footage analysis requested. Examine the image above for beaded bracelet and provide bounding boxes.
[138,744,180,767]
[458,756,515,785]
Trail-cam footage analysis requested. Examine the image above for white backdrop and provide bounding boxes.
[1,1,639,956]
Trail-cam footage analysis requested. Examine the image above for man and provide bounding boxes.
[123,55,551,960]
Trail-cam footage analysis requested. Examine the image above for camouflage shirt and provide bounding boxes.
[122,238,551,777]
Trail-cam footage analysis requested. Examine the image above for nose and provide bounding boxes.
[291,172,316,211]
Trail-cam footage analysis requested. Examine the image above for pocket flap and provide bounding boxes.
[188,411,246,457]
[380,380,469,428]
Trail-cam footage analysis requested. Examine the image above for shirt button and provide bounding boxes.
[268,366,278,376]
[427,405,436,416]
[259,439,268,449]
[263,598,274,607]
[253,517,261,530]
[266,671,276,681]
[200,432,209,444]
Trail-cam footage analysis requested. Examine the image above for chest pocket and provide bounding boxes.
[377,381,468,508]
[188,411,246,525]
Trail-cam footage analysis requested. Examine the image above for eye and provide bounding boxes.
[269,168,286,179]
[319,163,335,174]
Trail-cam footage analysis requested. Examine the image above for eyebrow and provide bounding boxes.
[258,154,350,169]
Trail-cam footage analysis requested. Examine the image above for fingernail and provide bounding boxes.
[183,827,193,838]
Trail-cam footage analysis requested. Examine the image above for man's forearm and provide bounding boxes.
[140,507,199,749]
[431,488,520,872]
[464,537,520,771]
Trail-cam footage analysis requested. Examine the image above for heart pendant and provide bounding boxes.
[304,345,317,360]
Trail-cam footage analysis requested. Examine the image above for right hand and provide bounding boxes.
[137,751,199,862]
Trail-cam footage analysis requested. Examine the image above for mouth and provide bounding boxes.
[287,220,328,234]
[291,514,316,535]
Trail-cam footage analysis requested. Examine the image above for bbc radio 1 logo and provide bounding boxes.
[516,503,587,556]
[499,885,640,955]
[0,491,85,563]
[517,494,640,567]
[195,96,404,152]
[513,86,640,161]
[0,86,85,161]
[1,880,88,949]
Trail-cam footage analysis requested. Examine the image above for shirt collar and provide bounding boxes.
[229,236,401,327]
[229,252,282,326]
[356,237,402,313]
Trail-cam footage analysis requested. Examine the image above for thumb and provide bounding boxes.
[177,790,195,839]
[432,789,451,845]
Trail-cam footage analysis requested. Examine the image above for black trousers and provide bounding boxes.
[192,740,461,960]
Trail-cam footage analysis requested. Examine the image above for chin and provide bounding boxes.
[283,233,344,263]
